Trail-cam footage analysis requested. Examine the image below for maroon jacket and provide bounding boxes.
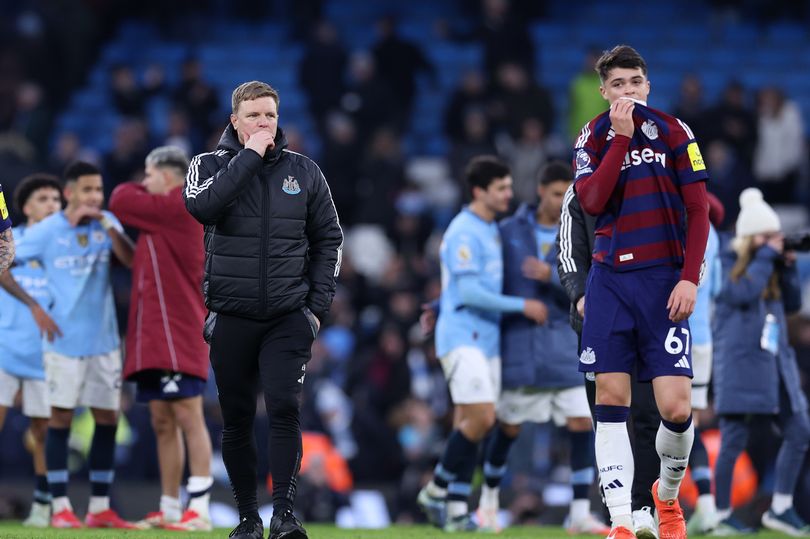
[110,183,208,380]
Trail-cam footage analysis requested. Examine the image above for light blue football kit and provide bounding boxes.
[0,226,51,379]
[14,211,122,357]
[436,208,523,359]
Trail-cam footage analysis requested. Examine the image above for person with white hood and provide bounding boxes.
[712,187,810,536]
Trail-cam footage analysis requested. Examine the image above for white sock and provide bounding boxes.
[426,480,447,499]
[771,492,793,514]
[656,419,694,500]
[479,485,499,511]
[160,495,182,522]
[697,493,717,514]
[569,498,590,524]
[595,420,634,528]
[446,500,468,520]
[52,496,72,513]
[88,496,109,514]
[186,476,213,517]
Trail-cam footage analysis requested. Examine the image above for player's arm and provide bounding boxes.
[184,148,264,225]
[457,275,547,324]
[0,228,14,274]
[573,100,634,214]
[99,213,135,269]
[0,271,62,341]
[556,186,591,317]
[109,182,175,233]
[667,181,709,322]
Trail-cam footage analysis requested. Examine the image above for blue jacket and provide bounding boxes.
[713,244,807,415]
[499,204,581,389]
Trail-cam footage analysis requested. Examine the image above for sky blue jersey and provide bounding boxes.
[14,211,122,357]
[0,226,50,379]
[436,208,506,358]
[690,223,720,346]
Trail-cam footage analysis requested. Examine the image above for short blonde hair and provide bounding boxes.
[231,81,280,113]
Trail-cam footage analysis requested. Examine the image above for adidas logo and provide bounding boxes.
[674,356,690,369]
[604,479,624,490]
[667,465,686,472]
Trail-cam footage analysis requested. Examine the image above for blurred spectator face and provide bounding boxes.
[167,110,190,136]
[23,187,61,223]
[537,179,571,221]
[370,128,400,158]
[600,67,650,105]
[722,82,745,107]
[284,126,307,154]
[66,174,104,210]
[680,75,703,103]
[143,164,170,194]
[55,132,81,162]
[314,20,338,44]
[520,118,544,143]
[389,290,419,322]
[497,63,528,91]
[181,59,203,81]
[111,66,137,91]
[376,16,396,39]
[380,326,405,358]
[326,113,356,144]
[463,109,489,141]
[230,97,278,144]
[706,140,731,171]
[758,87,784,117]
[16,81,42,111]
[349,52,375,83]
[460,71,484,95]
[483,0,509,20]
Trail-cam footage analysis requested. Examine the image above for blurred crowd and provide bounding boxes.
[1,0,810,527]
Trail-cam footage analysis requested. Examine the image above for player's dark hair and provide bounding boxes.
[13,173,63,212]
[538,160,573,186]
[64,161,101,184]
[596,45,647,82]
[465,155,510,198]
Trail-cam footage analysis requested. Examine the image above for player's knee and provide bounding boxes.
[659,401,691,424]
[267,391,301,420]
[150,411,176,436]
[567,416,593,432]
[30,419,48,442]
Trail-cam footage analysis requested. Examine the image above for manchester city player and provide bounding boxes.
[13,162,136,529]
[417,156,547,531]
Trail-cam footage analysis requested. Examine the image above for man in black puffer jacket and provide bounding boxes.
[184,80,342,539]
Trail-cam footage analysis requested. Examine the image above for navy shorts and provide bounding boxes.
[579,264,693,381]
[135,370,206,403]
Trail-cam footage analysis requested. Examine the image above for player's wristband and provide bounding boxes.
[99,216,114,231]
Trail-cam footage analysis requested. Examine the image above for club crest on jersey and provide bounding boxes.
[579,346,596,365]
[282,176,301,195]
[641,119,659,140]
[77,233,89,247]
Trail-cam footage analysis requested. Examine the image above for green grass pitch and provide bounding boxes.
[0,523,788,538]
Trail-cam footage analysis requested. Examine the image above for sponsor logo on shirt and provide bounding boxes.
[620,148,667,171]
[687,142,706,171]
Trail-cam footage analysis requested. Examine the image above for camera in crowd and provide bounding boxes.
[784,232,810,252]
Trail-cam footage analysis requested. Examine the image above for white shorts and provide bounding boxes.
[439,347,501,405]
[44,350,122,411]
[0,367,50,418]
[691,343,712,410]
[497,385,591,426]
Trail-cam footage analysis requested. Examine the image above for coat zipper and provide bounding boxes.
[260,171,269,314]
